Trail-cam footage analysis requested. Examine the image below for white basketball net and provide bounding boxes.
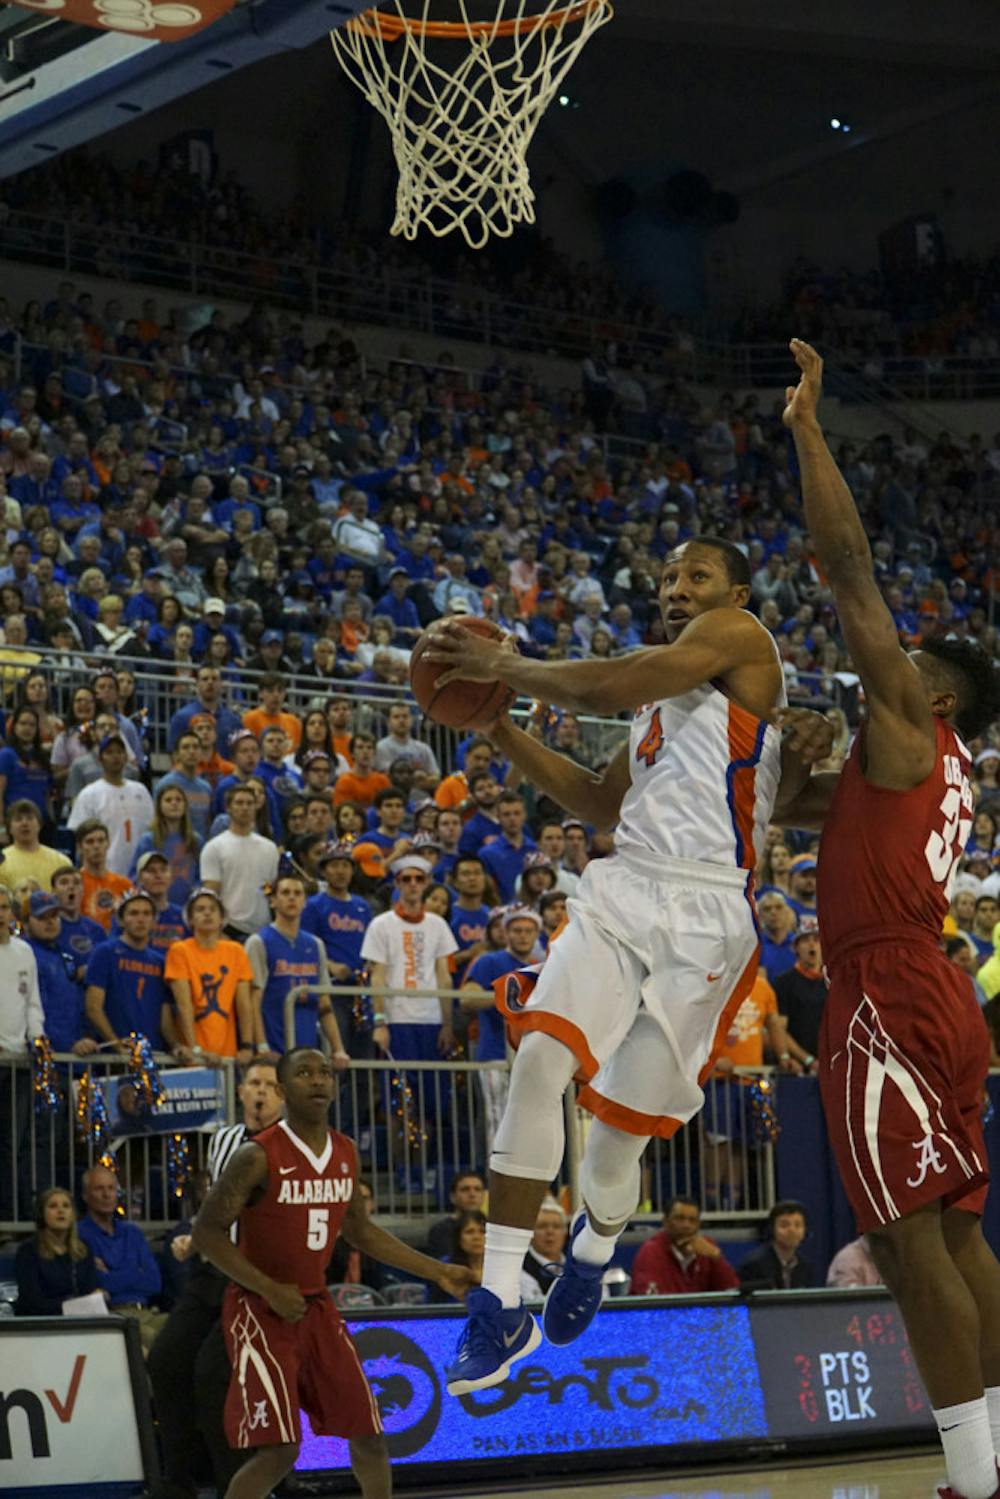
[331,0,613,249]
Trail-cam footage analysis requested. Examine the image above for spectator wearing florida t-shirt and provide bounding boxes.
[448,855,493,984]
[84,889,169,1051]
[301,842,374,1062]
[362,856,457,1093]
[164,889,255,1063]
[246,871,350,1058]
[462,905,539,1156]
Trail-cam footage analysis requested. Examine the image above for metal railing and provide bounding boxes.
[4,209,1000,400]
[5,642,632,773]
[0,1044,779,1235]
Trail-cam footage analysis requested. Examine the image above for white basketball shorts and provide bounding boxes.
[497,850,760,1138]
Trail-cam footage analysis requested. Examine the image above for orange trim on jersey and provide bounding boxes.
[697,943,762,1088]
[577,1085,685,1140]
[727,700,764,872]
[496,991,599,1084]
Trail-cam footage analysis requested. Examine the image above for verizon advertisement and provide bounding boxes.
[0,1320,150,1493]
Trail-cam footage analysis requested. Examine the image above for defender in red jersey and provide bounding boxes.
[782,339,1000,1499]
[193,1048,474,1499]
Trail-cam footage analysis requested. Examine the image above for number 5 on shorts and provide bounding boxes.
[307,1208,329,1250]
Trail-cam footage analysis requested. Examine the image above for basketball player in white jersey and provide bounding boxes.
[425,538,828,1394]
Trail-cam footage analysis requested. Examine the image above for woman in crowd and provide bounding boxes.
[147,594,183,658]
[757,838,793,896]
[440,1210,487,1298]
[423,882,452,919]
[49,684,98,790]
[967,809,999,863]
[15,1187,100,1316]
[13,670,64,754]
[293,709,336,773]
[334,800,365,843]
[0,705,54,831]
[204,555,236,611]
[131,783,200,907]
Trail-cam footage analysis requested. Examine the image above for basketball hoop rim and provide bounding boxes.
[346,0,610,41]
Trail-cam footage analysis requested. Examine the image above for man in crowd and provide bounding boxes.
[480,792,537,901]
[0,799,70,890]
[51,865,104,980]
[84,888,169,1052]
[757,889,799,979]
[155,732,213,840]
[0,885,43,1220]
[362,856,457,1138]
[739,1200,817,1290]
[435,737,496,819]
[374,701,440,780]
[970,894,1000,962]
[23,890,97,1057]
[301,842,377,1063]
[115,851,187,952]
[246,870,350,1058]
[167,664,243,751]
[520,1199,569,1303]
[200,785,280,942]
[457,770,502,855]
[75,819,132,932]
[785,852,819,922]
[166,888,255,1064]
[426,1172,488,1257]
[78,1162,164,1353]
[68,732,154,876]
[242,672,303,751]
[449,855,493,983]
[211,729,282,834]
[333,732,390,809]
[629,1197,740,1296]
[463,905,542,1155]
[773,927,826,1073]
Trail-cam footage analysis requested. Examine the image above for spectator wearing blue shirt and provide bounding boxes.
[461,905,541,1151]
[123,571,165,631]
[52,866,105,985]
[214,479,261,534]
[432,556,483,616]
[0,541,41,607]
[528,592,559,649]
[84,890,168,1050]
[301,844,373,1060]
[757,890,799,982]
[78,1163,164,1352]
[111,852,187,954]
[373,568,423,645]
[10,453,59,512]
[479,792,536,901]
[211,729,283,839]
[192,599,243,664]
[785,854,818,924]
[457,771,503,856]
[24,892,96,1056]
[448,855,493,984]
[0,706,54,829]
[166,664,243,751]
[50,474,101,538]
[246,872,351,1056]
[154,732,213,840]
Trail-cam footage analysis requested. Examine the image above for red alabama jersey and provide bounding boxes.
[817,716,974,967]
[236,1120,356,1294]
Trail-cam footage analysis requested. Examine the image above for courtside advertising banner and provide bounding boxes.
[0,1321,147,1493]
[103,1065,226,1138]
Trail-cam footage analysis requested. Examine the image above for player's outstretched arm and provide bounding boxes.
[783,339,935,783]
[423,609,772,717]
[193,1142,306,1322]
[339,1144,476,1301]
[772,707,838,830]
[490,717,633,830]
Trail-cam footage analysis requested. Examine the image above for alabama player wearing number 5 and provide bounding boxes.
[780,338,1000,1499]
[192,1048,476,1499]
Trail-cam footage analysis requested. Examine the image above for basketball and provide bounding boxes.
[409,616,516,729]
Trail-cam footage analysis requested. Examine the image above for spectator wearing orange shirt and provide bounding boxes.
[326,696,354,765]
[165,889,255,1064]
[332,733,390,809]
[75,819,131,932]
[435,737,495,820]
[242,674,303,752]
[189,714,235,790]
[702,970,797,1210]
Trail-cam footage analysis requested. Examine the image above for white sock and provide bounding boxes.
[985,1386,1000,1455]
[573,1216,618,1268]
[482,1224,533,1309]
[933,1397,997,1499]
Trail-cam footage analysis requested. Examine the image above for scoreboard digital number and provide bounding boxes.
[749,1296,933,1441]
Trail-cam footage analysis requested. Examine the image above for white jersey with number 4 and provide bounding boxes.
[615,629,786,876]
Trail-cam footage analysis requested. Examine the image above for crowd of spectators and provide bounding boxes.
[0,245,996,1331]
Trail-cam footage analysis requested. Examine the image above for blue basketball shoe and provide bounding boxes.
[445,1288,541,1396]
[542,1209,606,1346]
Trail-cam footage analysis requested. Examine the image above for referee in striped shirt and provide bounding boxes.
[150,1057,282,1499]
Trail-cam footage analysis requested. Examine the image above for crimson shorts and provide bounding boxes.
[819,941,991,1234]
[222,1286,382,1449]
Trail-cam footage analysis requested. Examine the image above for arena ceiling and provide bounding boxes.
[0,0,997,195]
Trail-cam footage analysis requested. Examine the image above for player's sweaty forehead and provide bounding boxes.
[661,543,725,580]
